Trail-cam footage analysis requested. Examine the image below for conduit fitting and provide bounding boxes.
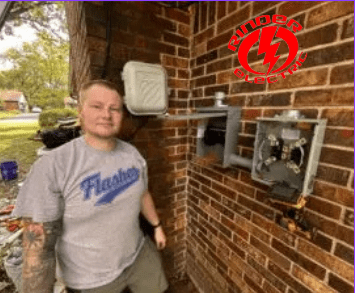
[229,154,253,170]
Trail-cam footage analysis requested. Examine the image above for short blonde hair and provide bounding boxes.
[78,80,124,108]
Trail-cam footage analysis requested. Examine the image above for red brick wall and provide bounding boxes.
[187,2,354,293]
[3,101,19,111]
[65,1,191,281]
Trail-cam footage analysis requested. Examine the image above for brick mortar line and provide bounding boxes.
[208,59,354,83]
[244,52,354,78]
[282,32,352,53]
[211,5,217,44]
[275,1,333,25]
[235,191,281,216]
[305,207,354,235]
[321,144,354,152]
[232,59,354,77]
[231,85,355,96]
[325,125,354,131]
[188,210,354,285]
[196,83,353,97]
[325,62,333,86]
[239,255,265,287]
[198,192,351,249]
[338,206,349,233]
[326,269,355,288]
[333,238,355,253]
[317,161,354,172]
[289,91,296,107]
[288,262,325,293]
[300,13,353,37]
[191,229,210,255]
[232,171,273,195]
[335,16,346,42]
[238,105,354,111]
[281,242,335,284]
[251,2,284,17]
[305,5,354,28]
[347,170,354,190]
[314,178,353,192]
[304,196,350,221]
[209,4,253,34]
[193,1,349,41]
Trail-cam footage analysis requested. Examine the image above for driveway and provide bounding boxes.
[0,113,39,123]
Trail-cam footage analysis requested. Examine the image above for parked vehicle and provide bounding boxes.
[31,106,42,113]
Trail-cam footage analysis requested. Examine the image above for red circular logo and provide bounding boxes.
[238,26,299,76]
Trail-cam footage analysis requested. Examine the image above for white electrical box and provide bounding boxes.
[122,61,168,115]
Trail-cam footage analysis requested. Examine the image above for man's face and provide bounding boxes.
[79,85,123,139]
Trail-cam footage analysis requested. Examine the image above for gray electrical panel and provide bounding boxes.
[251,113,327,205]
[196,107,241,168]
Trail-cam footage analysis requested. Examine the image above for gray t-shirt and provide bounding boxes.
[12,136,147,289]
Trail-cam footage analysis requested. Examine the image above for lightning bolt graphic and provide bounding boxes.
[257,26,281,75]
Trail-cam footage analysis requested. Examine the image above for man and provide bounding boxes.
[12,80,169,293]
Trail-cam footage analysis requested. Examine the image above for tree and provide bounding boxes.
[0,32,70,109]
[1,1,68,43]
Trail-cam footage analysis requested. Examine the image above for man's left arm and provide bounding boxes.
[141,190,166,250]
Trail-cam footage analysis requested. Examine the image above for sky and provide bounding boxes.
[0,2,68,72]
[0,24,38,71]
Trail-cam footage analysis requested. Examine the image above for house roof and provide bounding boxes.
[0,90,24,102]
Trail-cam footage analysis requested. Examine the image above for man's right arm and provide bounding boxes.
[22,218,62,293]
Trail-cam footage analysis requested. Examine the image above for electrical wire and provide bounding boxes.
[296,145,304,167]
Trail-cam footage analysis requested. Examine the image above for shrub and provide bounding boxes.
[0,110,21,119]
[39,108,78,129]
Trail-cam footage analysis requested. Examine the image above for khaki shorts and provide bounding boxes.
[66,237,169,293]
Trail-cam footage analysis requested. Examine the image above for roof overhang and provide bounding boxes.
[0,1,14,32]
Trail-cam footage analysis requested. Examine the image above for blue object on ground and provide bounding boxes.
[0,161,18,181]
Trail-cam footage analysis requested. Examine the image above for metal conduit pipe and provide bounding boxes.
[229,154,253,170]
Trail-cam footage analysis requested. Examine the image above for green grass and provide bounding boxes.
[0,121,40,153]
[0,110,21,120]
[0,120,43,199]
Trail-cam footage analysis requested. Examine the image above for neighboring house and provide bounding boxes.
[64,96,78,108]
[0,90,29,112]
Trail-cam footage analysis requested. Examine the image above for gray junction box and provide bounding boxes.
[196,107,241,168]
[251,115,327,203]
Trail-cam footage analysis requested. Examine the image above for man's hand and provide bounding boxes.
[154,226,166,250]
[141,190,167,250]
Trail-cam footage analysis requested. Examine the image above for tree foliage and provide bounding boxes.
[1,1,68,43]
[0,32,70,109]
[0,1,70,110]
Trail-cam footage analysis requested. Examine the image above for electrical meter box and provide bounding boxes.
[196,107,241,168]
[122,61,168,115]
[251,112,327,205]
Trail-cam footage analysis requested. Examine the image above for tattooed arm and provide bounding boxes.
[22,218,62,293]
